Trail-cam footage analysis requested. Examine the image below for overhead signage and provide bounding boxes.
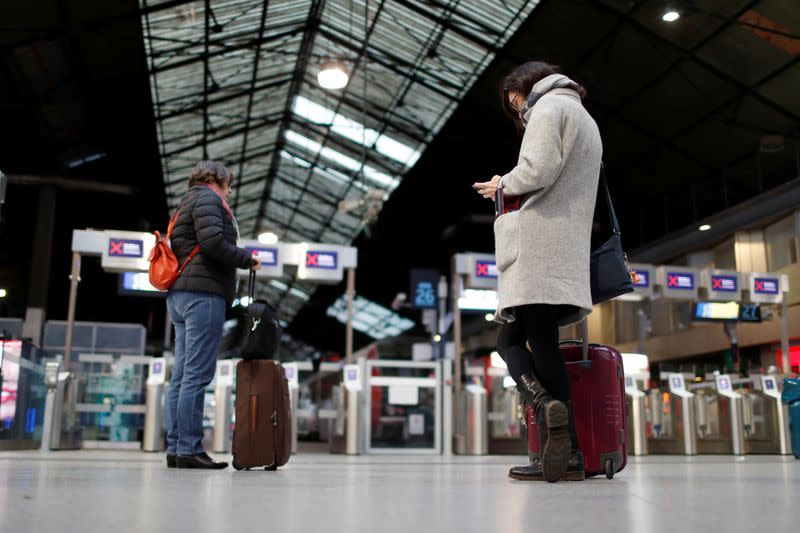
[466,253,499,289]
[246,246,279,266]
[237,240,284,279]
[109,239,143,258]
[306,250,338,270]
[656,266,699,300]
[297,244,344,283]
[747,273,787,304]
[711,275,737,292]
[753,277,779,295]
[410,269,439,310]
[633,270,650,288]
[475,260,498,279]
[101,231,155,273]
[667,272,695,290]
[620,263,655,301]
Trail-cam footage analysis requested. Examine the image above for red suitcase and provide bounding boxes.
[526,341,627,479]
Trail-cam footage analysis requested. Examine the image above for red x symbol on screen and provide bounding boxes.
[476,263,489,276]
[712,278,723,290]
[755,281,765,291]
[109,241,124,256]
[667,275,680,287]
[306,253,319,267]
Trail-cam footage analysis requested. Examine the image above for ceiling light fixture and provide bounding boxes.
[258,231,278,245]
[317,61,349,90]
[699,224,711,232]
[662,10,680,22]
[0,289,7,298]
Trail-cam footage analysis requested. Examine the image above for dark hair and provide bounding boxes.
[188,160,234,188]
[500,61,587,132]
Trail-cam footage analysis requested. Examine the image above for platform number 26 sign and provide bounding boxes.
[415,282,436,308]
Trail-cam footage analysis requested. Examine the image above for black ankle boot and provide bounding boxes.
[509,402,585,482]
[510,373,570,483]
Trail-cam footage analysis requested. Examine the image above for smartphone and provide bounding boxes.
[495,185,504,218]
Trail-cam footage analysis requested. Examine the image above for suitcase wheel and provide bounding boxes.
[265,465,278,471]
[232,459,245,471]
[604,459,614,480]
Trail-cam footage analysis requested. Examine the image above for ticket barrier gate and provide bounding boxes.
[329,362,366,455]
[142,358,169,452]
[41,359,83,451]
[454,384,488,455]
[691,374,745,455]
[211,360,236,453]
[647,373,697,455]
[739,375,793,455]
[624,375,648,456]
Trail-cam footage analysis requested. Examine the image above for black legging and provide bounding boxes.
[497,304,574,403]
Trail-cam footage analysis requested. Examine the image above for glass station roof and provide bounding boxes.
[140,0,540,322]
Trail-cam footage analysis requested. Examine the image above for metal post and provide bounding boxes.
[64,252,81,370]
[345,267,355,365]
[163,302,172,350]
[779,299,790,373]
[451,265,463,393]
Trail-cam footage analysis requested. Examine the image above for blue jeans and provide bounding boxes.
[166,291,226,455]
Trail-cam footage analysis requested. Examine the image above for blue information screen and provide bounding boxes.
[409,269,439,310]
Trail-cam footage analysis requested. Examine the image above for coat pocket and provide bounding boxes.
[494,211,520,272]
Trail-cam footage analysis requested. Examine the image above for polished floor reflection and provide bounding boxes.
[1,450,797,533]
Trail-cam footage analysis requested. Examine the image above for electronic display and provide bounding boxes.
[118,272,164,297]
[739,304,762,323]
[692,301,740,322]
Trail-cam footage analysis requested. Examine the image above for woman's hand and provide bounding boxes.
[473,175,502,200]
[250,256,262,272]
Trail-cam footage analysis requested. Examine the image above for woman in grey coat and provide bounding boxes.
[474,62,602,483]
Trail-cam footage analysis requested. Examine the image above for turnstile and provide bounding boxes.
[142,358,169,452]
[211,360,235,453]
[692,374,746,455]
[740,375,793,455]
[624,375,648,456]
[647,373,697,455]
[41,360,83,451]
[329,362,366,455]
[454,384,488,455]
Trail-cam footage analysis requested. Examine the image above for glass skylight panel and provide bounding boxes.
[293,96,419,167]
[326,295,415,340]
[284,130,399,190]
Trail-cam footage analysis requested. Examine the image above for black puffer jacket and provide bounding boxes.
[169,186,252,304]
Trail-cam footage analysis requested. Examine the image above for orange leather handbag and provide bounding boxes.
[148,209,199,291]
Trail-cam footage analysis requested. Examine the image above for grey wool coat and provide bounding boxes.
[494,75,603,326]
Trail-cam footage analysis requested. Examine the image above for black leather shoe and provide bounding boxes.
[166,453,176,468]
[509,452,585,481]
[175,452,228,470]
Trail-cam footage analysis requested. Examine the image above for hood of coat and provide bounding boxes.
[519,74,581,128]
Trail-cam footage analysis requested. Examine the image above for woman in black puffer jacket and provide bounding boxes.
[165,160,261,470]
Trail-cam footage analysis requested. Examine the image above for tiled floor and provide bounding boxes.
[1,450,797,533]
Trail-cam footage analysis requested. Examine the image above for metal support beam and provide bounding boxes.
[7,175,136,194]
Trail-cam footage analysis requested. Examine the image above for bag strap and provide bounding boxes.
[248,269,256,300]
[165,207,182,240]
[177,245,200,275]
[599,164,621,236]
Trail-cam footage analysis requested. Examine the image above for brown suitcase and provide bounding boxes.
[232,360,292,471]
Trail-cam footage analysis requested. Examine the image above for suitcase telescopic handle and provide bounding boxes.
[560,319,590,361]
